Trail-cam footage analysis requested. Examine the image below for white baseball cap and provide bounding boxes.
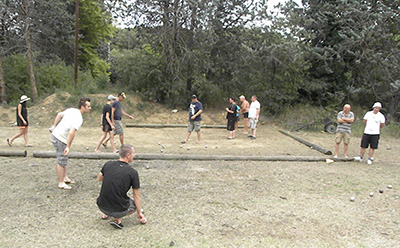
[372,102,382,108]
[20,95,31,103]
[107,94,117,100]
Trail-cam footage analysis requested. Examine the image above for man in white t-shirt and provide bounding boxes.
[248,95,261,139]
[354,102,385,165]
[49,98,91,190]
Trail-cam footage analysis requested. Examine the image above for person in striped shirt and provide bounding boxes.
[334,104,354,158]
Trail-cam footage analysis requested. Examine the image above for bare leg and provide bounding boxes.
[23,127,30,146]
[243,118,249,134]
[359,147,367,157]
[103,135,110,146]
[119,134,124,145]
[252,128,257,138]
[95,132,108,152]
[9,128,25,145]
[334,143,340,156]
[184,132,191,143]
[114,217,122,224]
[343,143,349,157]
[56,164,67,184]
[109,132,117,152]
[234,121,238,132]
[368,148,375,158]
[196,131,200,144]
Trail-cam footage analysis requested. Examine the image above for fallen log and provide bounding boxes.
[0,150,27,157]
[31,151,352,161]
[279,130,333,155]
[125,124,243,129]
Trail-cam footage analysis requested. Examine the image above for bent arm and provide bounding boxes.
[97,172,103,181]
[122,109,134,119]
[51,112,65,129]
[191,109,203,119]
[133,188,144,220]
[105,112,114,128]
[64,128,77,155]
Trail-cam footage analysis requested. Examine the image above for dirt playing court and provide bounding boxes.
[1,120,399,247]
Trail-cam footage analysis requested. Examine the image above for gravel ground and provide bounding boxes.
[0,125,399,247]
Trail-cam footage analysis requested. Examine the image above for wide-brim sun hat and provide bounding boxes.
[20,95,31,103]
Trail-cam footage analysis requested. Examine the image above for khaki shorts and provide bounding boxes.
[113,120,124,135]
[249,117,258,129]
[335,132,350,145]
[187,121,201,132]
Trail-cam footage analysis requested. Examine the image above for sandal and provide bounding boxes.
[7,139,12,147]
[102,143,107,148]
[58,183,72,190]
[24,144,33,147]
[64,179,75,184]
[101,215,109,220]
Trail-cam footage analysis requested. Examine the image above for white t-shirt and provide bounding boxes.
[363,111,385,135]
[52,108,83,144]
[248,100,260,118]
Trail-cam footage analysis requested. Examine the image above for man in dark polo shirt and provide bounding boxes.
[97,144,146,229]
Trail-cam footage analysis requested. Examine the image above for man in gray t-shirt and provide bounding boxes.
[334,104,354,158]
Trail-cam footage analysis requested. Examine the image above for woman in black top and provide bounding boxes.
[7,95,32,147]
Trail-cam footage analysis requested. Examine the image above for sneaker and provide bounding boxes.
[251,136,256,139]
[110,221,123,229]
[369,157,374,161]
[248,135,253,138]
[367,158,373,165]
[333,155,338,158]
[354,156,363,162]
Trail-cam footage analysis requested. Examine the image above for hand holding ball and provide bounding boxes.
[139,216,147,224]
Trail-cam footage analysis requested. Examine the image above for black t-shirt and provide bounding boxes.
[226,104,237,120]
[102,104,112,126]
[112,100,122,120]
[97,161,140,212]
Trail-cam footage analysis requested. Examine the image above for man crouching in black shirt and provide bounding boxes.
[97,144,147,229]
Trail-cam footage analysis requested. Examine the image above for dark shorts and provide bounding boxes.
[103,124,112,132]
[243,112,249,118]
[98,198,137,219]
[360,134,380,149]
[227,119,235,131]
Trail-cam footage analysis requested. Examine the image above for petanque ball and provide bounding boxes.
[369,192,374,197]
[350,197,355,202]
[388,185,393,189]
[179,145,183,148]
[379,189,384,193]
[86,147,89,150]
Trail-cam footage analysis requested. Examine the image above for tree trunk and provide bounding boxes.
[24,0,38,102]
[0,49,6,104]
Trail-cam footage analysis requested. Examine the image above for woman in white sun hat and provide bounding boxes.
[7,95,33,147]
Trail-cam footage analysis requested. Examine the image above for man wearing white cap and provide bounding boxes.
[95,95,117,153]
[7,95,32,147]
[354,102,385,165]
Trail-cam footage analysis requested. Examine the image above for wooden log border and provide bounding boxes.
[279,130,333,155]
[0,150,28,157]
[126,124,243,129]
[32,151,354,161]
